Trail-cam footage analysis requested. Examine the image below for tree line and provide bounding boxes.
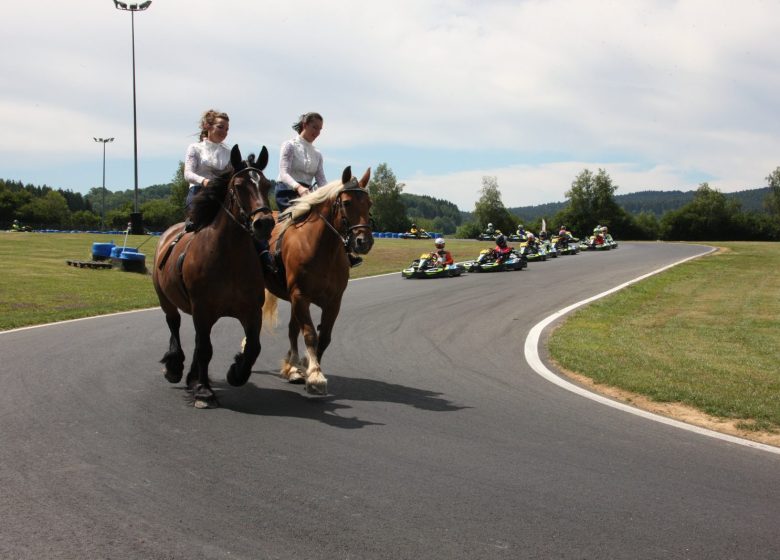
[455,167,780,241]
[4,161,780,241]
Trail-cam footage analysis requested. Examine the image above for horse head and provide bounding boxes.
[337,166,374,255]
[229,145,275,242]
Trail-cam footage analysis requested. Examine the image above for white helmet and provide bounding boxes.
[488,223,493,227]
[434,237,445,247]
[527,232,535,239]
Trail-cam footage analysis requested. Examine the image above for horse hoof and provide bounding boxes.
[226,363,247,387]
[287,370,305,384]
[305,381,328,395]
[194,398,218,409]
[192,384,218,408]
[164,369,183,384]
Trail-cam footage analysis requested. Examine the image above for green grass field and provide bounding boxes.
[549,242,780,436]
[2,232,778,442]
[0,232,481,330]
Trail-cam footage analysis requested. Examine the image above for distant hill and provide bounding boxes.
[495,186,771,222]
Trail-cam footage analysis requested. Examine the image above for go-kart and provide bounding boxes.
[580,233,613,250]
[464,248,526,272]
[508,232,528,242]
[477,230,502,241]
[551,235,580,255]
[518,241,547,262]
[399,230,432,239]
[401,253,465,278]
[539,237,557,258]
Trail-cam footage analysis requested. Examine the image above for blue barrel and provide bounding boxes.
[92,242,115,261]
[119,251,146,273]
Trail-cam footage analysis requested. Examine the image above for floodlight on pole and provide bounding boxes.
[113,0,152,235]
[94,137,114,231]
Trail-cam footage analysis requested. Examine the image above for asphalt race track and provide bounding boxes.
[2,242,779,559]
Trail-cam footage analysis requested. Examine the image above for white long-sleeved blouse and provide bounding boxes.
[184,139,231,187]
[277,135,326,190]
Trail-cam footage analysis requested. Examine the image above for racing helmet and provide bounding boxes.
[434,237,445,248]
[496,234,507,247]
[518,224,524,229]
[411,222,417,228]
[527,232,535,240]
[488,223,493,228]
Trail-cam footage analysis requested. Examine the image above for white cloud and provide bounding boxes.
[1,0,779,207]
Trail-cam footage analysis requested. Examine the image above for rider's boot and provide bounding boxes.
[260,249,277,275]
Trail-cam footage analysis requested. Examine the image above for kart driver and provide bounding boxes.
[492,234,513,263]
[432,237,454,266]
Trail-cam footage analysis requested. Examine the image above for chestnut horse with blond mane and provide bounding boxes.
[153,145,275,408]
[262,166,373,394]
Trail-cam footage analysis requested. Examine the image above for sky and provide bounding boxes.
[2,0,779,211]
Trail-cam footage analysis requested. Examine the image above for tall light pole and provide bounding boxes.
[113,0,152,235]
[94,137,114,231]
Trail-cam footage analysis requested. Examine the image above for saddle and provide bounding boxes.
[157,227,189,271]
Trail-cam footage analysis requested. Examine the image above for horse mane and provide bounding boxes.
[188,170,232,228]
[277,178,355,234]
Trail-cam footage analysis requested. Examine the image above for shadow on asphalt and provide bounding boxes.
[200,370,471,427]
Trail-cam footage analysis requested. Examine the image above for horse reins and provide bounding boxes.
[317,183,372,248]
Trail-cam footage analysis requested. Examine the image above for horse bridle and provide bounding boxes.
[318,182,373,249]
[220,167,271,235]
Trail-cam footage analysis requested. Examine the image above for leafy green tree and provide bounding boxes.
[660,183,742,240]
[632,211,660,240]
[367,163,408,232]
[18,190,70,227]
[71,210,100,230]
[456,221,482,239]
[473,176,515,234]
[0,185,32,223]
[170,161,189,212]
[141,199,181,232]
[556,168,633,238]
[764,167,780,216]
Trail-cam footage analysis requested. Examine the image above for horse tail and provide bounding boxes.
[262,289,279,333]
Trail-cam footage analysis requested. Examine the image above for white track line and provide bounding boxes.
[524,247,780,455]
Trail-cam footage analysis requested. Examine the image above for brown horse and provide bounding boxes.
[262,166,373,395]
[152,145,275,408]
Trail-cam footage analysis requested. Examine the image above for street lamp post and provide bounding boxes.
[94,137,115,231]
[113,0,152,235]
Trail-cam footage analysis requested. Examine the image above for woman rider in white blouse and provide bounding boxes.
[184,109,231,210]
[276,112,362,267]
[275,112,327,211]
[182,109,276,272]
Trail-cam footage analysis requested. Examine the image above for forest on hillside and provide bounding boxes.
[3,164,780,242]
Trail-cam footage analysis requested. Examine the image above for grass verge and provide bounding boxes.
[548,242,780,442]
[0,232,482,330]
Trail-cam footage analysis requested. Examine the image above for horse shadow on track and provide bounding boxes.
[200,370,470,428]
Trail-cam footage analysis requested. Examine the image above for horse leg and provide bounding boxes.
[291,297,327,395]
[189,318,217,409]
[315,301,342,363]
[281,316,304,383]
[160,305,185,383]
[227,317,261,387]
